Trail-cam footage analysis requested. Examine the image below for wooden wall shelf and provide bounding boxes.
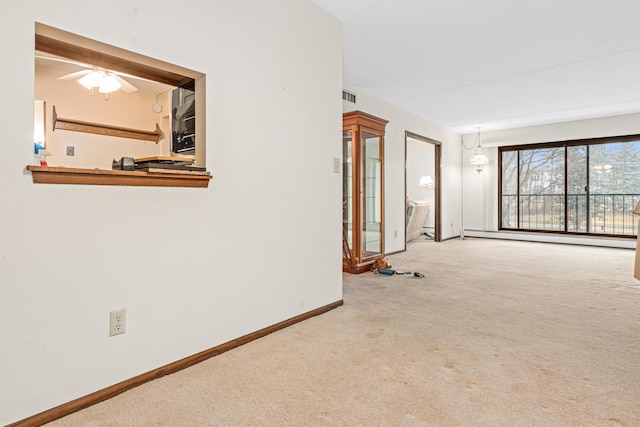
[26,166,211,188]
[53,106,162,143]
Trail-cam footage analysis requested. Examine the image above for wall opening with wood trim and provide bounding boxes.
[34,23,206,171]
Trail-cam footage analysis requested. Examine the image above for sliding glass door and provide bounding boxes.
[517,147,565,231]
[500,136,640,237]
[588,142,640,235]
[567,145,588,233]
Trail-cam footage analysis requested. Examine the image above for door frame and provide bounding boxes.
[404,131,442,247]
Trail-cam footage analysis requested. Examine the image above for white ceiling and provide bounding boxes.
[312,0,640,134]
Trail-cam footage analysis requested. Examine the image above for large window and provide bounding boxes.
[500,136,640,237]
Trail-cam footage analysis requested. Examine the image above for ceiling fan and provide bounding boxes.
[36,53,139,99]
[59,67,139,94]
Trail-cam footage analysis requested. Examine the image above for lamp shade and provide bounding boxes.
[469,146,489,165]
[419,175,434,189]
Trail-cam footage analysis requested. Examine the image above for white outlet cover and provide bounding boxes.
[109,309,126,337]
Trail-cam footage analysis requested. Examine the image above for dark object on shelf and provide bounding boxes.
[135,167,210,176]
[133,156,193,164]
[112,157,135,171]
[133,156,206,175]
[171,85,196,153]
[378,269,395,275]
[134,162,204,172]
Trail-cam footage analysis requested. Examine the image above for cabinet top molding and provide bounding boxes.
[343,110,388,132]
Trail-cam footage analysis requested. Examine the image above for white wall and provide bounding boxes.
[462,145,497,232]
[343,89,461,251]
[462,113,640,248]
[0,1,342,424]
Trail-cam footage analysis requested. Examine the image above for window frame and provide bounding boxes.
[498,134,640,238]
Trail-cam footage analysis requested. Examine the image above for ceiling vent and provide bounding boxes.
[342,90,356,103]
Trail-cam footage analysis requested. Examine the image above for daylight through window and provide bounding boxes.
[500,136,640,237]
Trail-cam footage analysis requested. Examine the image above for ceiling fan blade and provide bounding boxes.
[111,74,138,93]
[57,69,93,80]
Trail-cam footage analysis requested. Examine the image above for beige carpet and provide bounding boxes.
[47,238,640,426]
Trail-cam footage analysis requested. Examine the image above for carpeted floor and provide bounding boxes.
[46,238,640,426]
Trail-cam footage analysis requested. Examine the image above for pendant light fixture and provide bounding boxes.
[468,127,489,173]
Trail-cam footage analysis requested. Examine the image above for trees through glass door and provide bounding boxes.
[500,136,640,237]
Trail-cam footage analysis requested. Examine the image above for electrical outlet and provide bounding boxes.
[109,309,126,337]
[66,146,75,156]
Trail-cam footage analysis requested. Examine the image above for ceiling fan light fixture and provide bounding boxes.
[77,70,121,94]
[77,71,103,90]
[98,75,122,93]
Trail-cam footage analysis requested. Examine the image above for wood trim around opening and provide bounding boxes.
[34,33,195,88]
[8,299,344,427]
[404,131,442,244]
[26,166,212,188]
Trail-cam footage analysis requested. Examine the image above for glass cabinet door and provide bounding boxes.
[342,111,388,274]
[362,131,381,257]
[343,130,353,249]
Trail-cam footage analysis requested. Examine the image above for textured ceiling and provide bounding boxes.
[312,0,640,133]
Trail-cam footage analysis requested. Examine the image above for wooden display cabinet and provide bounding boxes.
[342,111,388,274]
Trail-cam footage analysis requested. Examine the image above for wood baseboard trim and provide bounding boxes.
[8,300,344,427]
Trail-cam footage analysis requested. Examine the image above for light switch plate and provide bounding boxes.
[333,157,341,173]
[66,146,75,156]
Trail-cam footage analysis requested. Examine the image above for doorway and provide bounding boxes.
[405,131,441,247]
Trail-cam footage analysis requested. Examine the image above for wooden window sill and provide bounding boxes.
[26,166,211,188]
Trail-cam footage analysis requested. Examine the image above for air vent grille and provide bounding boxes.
[342,91,356,103]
